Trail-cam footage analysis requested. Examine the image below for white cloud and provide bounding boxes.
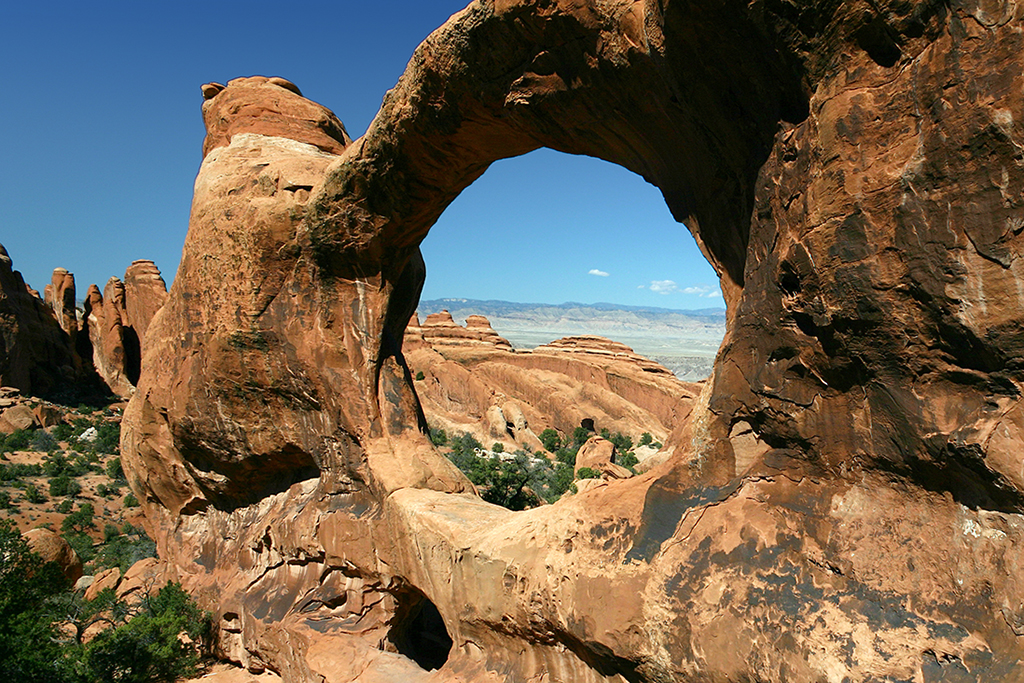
[637,284,646,289]
[588,269,610,277]
[705,289,723,299]
[683,286,709,295]
[648,280,679,294]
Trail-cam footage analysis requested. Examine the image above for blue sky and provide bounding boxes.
[1,0,722,310]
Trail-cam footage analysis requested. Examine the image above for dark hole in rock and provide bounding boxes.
[580,418,595,432]
[123,325,142,385]
[388,586,453,671]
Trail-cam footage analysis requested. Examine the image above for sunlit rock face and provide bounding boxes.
[122,2,1024,681]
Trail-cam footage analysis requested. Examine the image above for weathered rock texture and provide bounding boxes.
[407,313,695,451]
[80,262,169,398]
[123,3,1024,682]
[0,245,78,394]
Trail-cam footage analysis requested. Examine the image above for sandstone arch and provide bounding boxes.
[122,2,1024,681]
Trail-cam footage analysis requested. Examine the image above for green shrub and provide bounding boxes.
[576,467,601,480]
[30,430,58,452]
[63,531,95,564]
[571,426,591,446]
[49,474,81,498]
[0,490,13,510]
[93,423,120,455]
[415,370,425,381]
[24,484,46,504]
[429,427,448,447]
[124,493,139,508]
[492,442,504,453]
[94,524,156,574]
[51,423,73,441]
[55,499,73,514]
[61,503,96,534]
[618,452,639,470]
[539,428,561,452]
[80,582,211,683]
[0,461,43,481]
[103,524,121,543]
[105,457,125,481]
[639,432,653,446]
[0,519,70,682]
[2,429,32,453]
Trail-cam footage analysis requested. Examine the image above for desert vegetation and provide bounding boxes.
[432,425,647,510]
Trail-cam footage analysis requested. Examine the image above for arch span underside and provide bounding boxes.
[121,1,1024,681]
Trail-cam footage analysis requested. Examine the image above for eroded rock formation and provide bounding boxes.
[407,312,695,452]
[80,261,169,398]
[122,2,1024,681]
[0,245,78,394]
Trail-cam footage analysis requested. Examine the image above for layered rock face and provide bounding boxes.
[123,3,1024,682]
[407,312,696,452]
[0,245,78,394]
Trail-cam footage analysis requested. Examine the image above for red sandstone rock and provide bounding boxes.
[120,3,1024,682]
[24,527,82,583]
[0,245,78,395]
[200,76,351,158]
[122,259,168,346]
[574,436,631,480]
[84,567,121,601]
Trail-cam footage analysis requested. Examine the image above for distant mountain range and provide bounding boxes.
[417,298,726,381]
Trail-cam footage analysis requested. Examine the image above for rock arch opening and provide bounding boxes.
[386,586,453,671]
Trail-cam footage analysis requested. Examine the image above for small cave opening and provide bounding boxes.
[386,586,453,671]
[123,324,142,385]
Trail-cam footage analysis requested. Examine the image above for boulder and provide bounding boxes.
[23,527,82,583]
[574,436,631,480]
[0,404,39,433]
[84,566,121,601]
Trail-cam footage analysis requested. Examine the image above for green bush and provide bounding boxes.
[24,484,46,504]
[124,493,139,508]
[492,442,504,453]
[55,499,73,514]
[30,430,58,452]
[0,461,43,481]
[52,423,73,441]
[429,427,448,447]
[1,429,32,453]
[415,370,425,381]
[94,524,156,573]
[571,426,591,446]
[105,457,125,481]
[539,428,561,452]
[576,467,601,480]
[61,503,96,534]
[63,531,95,563]
[639,432,653,446]
[0,519,70,682]
[103,524,121,543]
[618,452,639,470]
[80,582,211,683]
[93,423,120,455]
[0,490,13,510]
[49,474,81,498]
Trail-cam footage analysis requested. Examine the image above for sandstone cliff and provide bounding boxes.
[121,3,1024,681]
